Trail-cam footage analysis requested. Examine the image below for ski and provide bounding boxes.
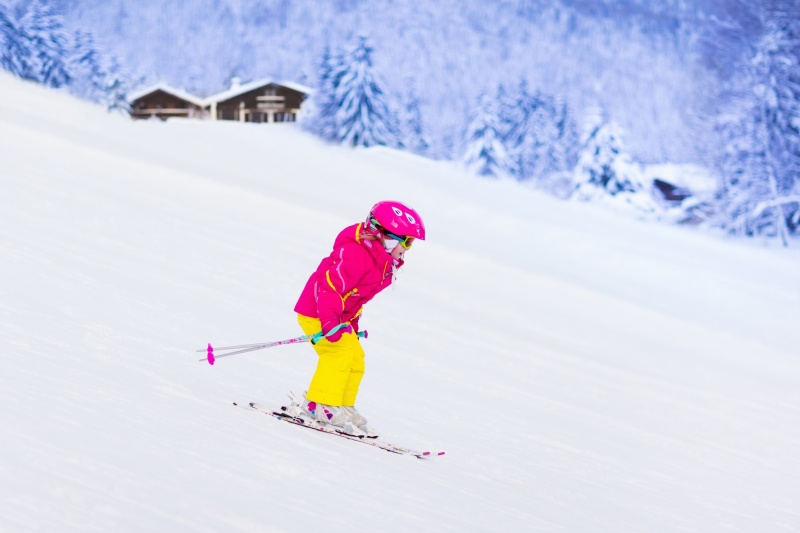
[233,401,444,459]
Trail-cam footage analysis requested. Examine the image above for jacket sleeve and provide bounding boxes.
[316,243,367,325]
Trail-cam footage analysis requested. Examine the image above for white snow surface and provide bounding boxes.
[2,72,799,532]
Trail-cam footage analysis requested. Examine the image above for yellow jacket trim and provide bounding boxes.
[325,271,345,310]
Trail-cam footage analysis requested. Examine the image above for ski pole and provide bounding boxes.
[195,341,272,352]
[199,323,366,365]
[201,336,310,364]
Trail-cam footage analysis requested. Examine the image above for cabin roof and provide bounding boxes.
[643,163,718,194]
[127,83,207,107]
[204,78,313,104]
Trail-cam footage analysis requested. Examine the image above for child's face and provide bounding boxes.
[388,241,406,261]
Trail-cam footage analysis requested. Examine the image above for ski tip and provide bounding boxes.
[437,452,445,456]
[207,343,215,365]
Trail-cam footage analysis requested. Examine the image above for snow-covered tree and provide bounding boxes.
[67,30,106,102]
[494,83,517,143]
[573,119,643,198]
[19,0,71,88]
[521,95,580,197]
[400,83,430,156]
[64,28,131,112]
[715,3,800,245]
[526,91,560,180]
[550,99,580,177]
[302,45,342,142]
[750,6,800,242]
[500,81,536,179]
[2,3,130,113]
[0,3,34,79]
[332,37,402,148]
[500,82,579,187]
[103,55,130,113]
[572,118,660,215]
[463,92,511,178]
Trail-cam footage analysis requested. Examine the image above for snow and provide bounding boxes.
[127,82,207,108]
[204,77,312,106]
[2,71,799,532]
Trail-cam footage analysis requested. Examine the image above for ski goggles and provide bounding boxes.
[368,217,415,249]
[384,230,415,249]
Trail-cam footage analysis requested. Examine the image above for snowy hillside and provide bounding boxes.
[1,73,799,532]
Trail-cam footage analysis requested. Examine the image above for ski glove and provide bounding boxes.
[321,318,351,343]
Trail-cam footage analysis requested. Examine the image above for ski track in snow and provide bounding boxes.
[1,73,799,532]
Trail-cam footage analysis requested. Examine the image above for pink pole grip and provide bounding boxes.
[207,343,215,365]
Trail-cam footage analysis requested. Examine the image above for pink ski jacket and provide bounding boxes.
[294,223,401,325]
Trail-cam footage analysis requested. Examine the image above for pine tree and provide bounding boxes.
[716,3,800,244]
[573,119,641,198]
[463,92,510,178]
[716,108,774,237]
[332,36,402,148]
[751,5,800,242]
[400,84,430,156]
[534,96,580,196]
[0,4,34,79]
[19,0,71,88]
[507,86,574,184]
[103,56,130,113]
[500,79,536,180]
[494,84,516,144]
[551,99,580,174]
[498,83,578,186]
[496,82,526,178]
[527,91,560,180]
[1,3,130,114]
[302,45,343,142]
[68,30,106,102]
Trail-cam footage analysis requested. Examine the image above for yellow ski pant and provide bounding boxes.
[298,314,364,407]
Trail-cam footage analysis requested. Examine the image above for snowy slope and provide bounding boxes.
[1,72,799,532]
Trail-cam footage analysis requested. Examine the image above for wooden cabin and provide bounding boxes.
[205,78,311,123]
[128,84,207,120]
[652,178,692,204]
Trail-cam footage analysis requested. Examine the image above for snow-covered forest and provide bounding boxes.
[1,0,799,244]
[0,0,129,109]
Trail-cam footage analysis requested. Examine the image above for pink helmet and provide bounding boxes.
[368,201,426,240]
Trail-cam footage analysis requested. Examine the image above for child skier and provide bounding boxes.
[290,201,426,437]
